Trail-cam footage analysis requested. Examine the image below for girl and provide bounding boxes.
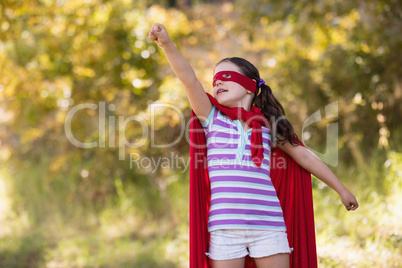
[149,23,359,268]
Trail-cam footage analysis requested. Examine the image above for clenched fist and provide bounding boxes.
[340,189,359,211]
[149,23,172,48]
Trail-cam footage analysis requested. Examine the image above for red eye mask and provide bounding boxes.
[213,71,258,94]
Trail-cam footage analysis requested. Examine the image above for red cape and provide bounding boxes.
[189,104,317,268]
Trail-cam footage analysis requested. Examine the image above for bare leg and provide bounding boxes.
[254,253,289,268]
[211,257,246,268]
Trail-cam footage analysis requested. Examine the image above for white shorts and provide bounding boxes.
[205,229,293,261]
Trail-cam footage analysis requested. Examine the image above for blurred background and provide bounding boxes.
[0,0,401,267]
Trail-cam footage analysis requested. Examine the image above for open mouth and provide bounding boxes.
[217,89,228,94]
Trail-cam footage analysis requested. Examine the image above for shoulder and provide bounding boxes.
[259,126,273,148]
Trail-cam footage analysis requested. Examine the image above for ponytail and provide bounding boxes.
[253,84,299,146]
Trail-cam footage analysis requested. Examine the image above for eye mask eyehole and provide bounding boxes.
[213,73,232,87]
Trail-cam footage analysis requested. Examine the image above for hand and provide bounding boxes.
[339,189,359,211]
[149,23,172,48]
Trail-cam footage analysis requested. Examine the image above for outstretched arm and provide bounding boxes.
[149,23,212,121]
[277,141,359,211]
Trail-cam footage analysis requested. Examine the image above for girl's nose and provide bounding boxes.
[214,79,223,87]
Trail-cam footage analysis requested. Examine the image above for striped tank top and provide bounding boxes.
[200,104,287,232]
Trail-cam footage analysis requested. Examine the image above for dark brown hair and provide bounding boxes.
[216,57,298,146]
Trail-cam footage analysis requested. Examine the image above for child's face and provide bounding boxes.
[213,62,254,108]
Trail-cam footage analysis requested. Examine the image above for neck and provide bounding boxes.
[232,99,252,112]
[239,93,254,112]
[243,104,251,112]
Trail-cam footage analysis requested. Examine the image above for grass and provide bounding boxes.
[0,166,189,268]
[0,151,400,267]
[313,150,402,267]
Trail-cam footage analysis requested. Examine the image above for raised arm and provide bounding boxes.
[149,23,212,121]
[277,141,359,211]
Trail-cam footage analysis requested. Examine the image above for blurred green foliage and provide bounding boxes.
[0,0,401,267]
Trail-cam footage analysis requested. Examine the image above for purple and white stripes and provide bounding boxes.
[200,105,287,232]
